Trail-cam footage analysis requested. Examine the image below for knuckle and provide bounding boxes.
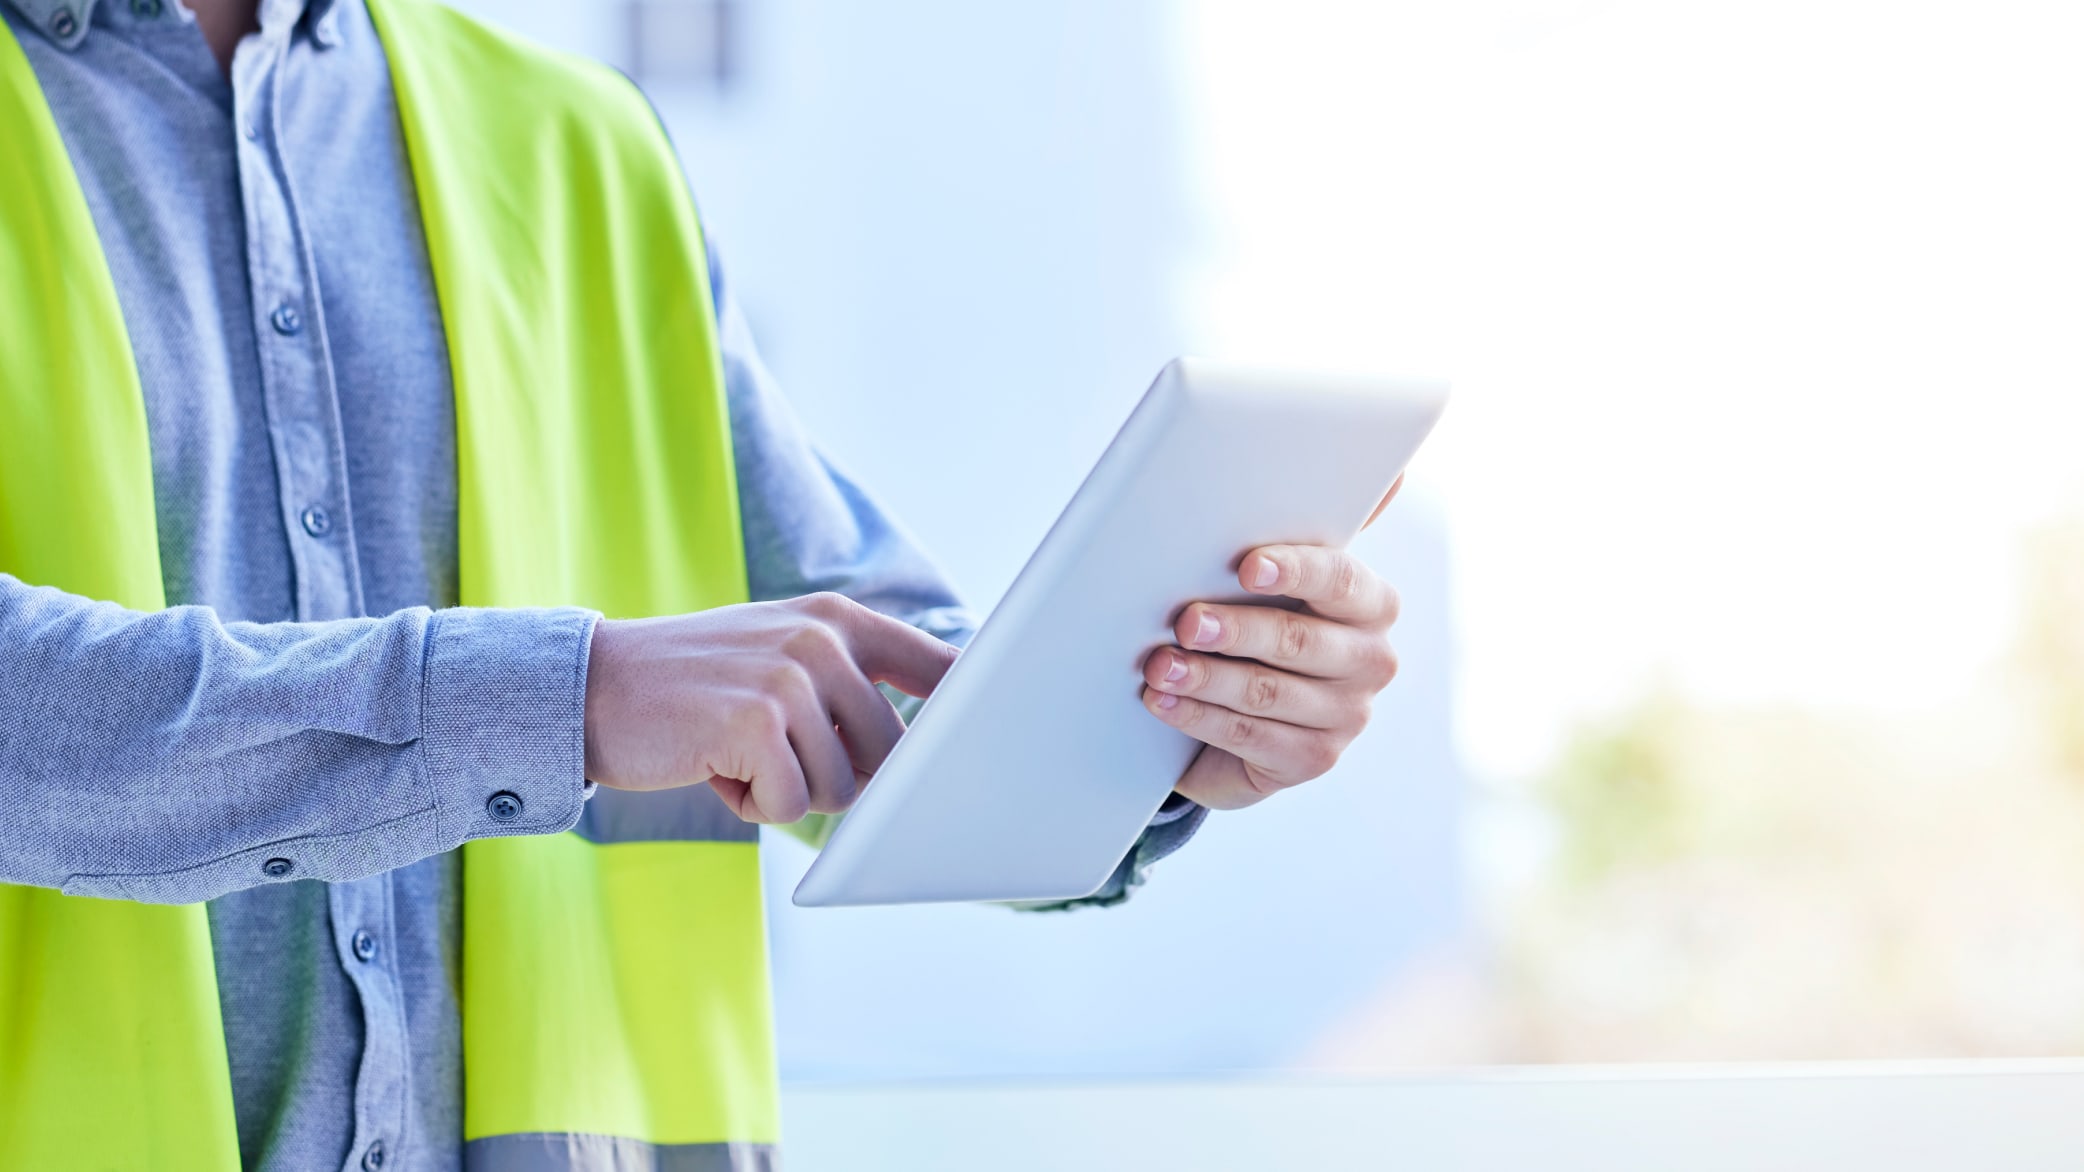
[1341,699,1374,741]
[735,690,779,729]
[1330,555,1362,603]
[1302,739,1342,779]
[1243,668,1282,714]
[1349,634,1396,689]
[1223,713,1260,749]
[759,663,810,705]
[1367,638,1400,688]
[782,621,845,662]
[804,590,856,622]
[1278,613,1312,661]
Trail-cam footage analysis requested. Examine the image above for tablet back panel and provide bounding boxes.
[792,359,1450,906]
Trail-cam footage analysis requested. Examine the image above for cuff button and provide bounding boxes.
[486,791,524,821]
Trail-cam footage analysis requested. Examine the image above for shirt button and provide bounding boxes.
[261,857,294,878]
[129,0,162,17]
[270,303,303,336]
[47,8,76,38]
[299,505,332,537]
[351,930,379,963]
[241,117,258,141]
[486,791,524,821]
[361,1140,386,1171]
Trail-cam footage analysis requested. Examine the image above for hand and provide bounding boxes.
[584,593,958,823]
[1140,490,1404,809]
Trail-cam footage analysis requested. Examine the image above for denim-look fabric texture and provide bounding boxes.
[0,0,1206,1168]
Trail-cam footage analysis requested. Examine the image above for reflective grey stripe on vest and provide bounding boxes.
[463,1134,778,1172]
[573,785,759,845]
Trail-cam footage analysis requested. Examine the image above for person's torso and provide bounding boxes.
[4,0,468,1166]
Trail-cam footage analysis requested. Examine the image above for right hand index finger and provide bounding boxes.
[840,606,960,698]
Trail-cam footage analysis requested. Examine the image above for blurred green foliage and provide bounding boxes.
[1541,690,1692,885]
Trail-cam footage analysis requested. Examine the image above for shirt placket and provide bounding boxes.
[230,22,408,1172]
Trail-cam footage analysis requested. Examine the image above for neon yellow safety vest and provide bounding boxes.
[0,2,781,1167]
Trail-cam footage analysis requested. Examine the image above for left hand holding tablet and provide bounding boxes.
[1141,477,1405,809]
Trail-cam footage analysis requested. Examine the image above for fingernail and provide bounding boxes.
[1156,692,1179,710]
[1194,612,1221,647]
[1252,555,1280,589]
[1164,655,1188,683]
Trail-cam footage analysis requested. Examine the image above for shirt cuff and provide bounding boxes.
[1013,793,1210,912]
[419,606,600,850]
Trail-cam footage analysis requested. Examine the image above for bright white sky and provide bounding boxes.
[1177,0,2084,777]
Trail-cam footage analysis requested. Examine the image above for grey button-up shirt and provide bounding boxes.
[0,1,1204,1169]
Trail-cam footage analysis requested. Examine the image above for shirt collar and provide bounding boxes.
[3,0,340,53]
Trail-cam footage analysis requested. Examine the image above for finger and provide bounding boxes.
[1142,688,1343,789]
[702,703,805,822]
[1361,473,1404,530]
[1143,646,1358,733]
[782,689,859,816]
[1238,545,1397,626]
[734,756,812,825]
[1174,601,1399,685]
[737,705,813,824]
[825,669,908,779]
[835,603,962,698]
[1171,747,1274,811]
[705,774,755,821]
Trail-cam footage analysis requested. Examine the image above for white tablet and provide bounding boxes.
[792,359,1450,907]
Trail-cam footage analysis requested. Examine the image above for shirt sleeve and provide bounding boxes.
[705,236,1206,906]
[0,573,597,904]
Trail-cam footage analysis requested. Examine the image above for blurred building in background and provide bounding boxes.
[455,0,1470,1081]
